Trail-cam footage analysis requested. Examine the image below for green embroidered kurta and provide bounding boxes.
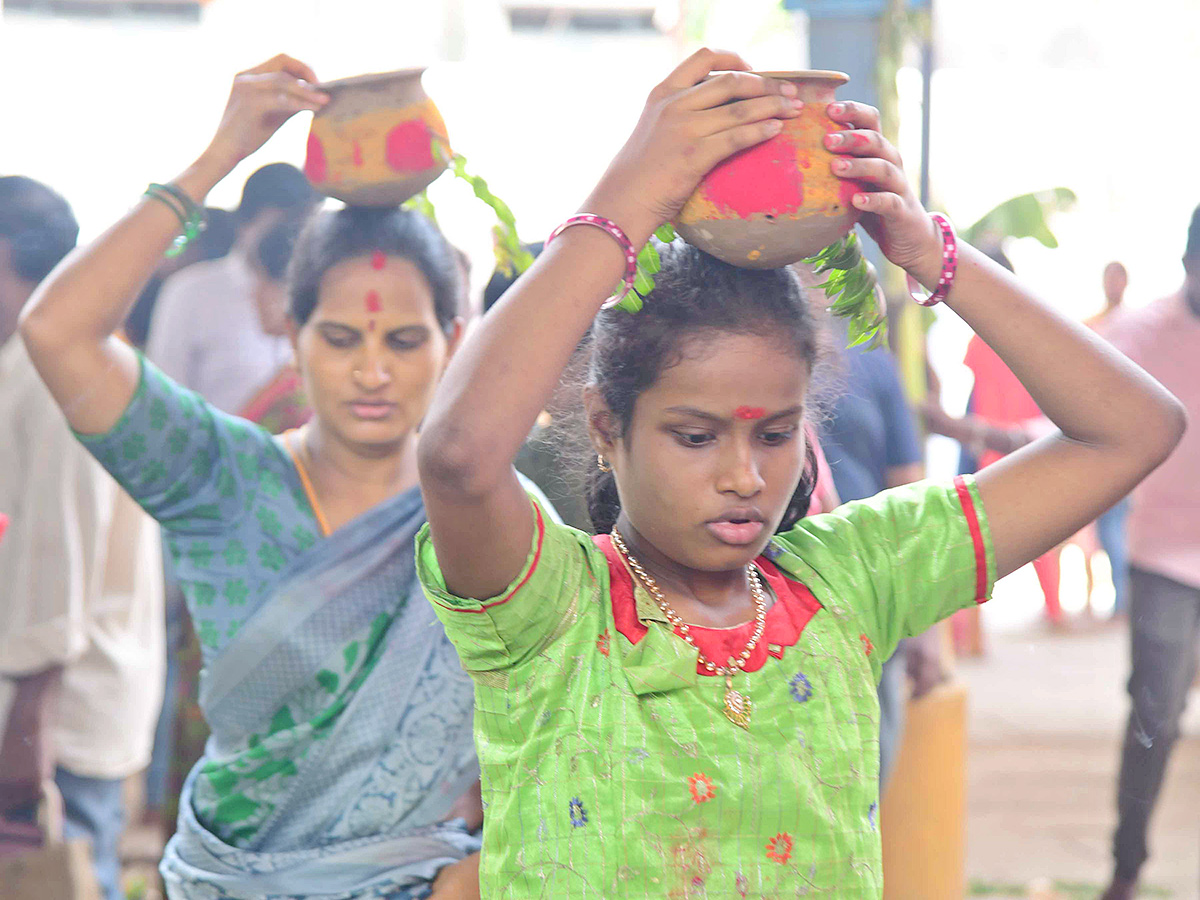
[417,476,994,898]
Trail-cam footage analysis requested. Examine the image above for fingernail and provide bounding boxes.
[768,119,785,134]
[780,82,798,97]
[828,102,844,115]
[835,158,851,172]
[854,193,869,206]
[791,99,805,111]
[826,132,843,147]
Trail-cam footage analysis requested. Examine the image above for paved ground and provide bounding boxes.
[960,618,1200,899]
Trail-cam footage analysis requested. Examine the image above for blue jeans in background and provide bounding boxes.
[57,766,125,900]
[1097,497,1132,616]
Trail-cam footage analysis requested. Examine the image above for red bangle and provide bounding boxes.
[547,214,638,309]
[908,212,959,307]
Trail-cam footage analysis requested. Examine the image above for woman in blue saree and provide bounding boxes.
[20,55,495,899]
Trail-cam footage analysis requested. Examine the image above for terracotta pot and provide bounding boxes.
[304,68,450,206]
[675,70,864,269]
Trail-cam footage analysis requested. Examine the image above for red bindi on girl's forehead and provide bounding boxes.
[370,250,386,271]
[734,406,766,420]
[365,290,383,313]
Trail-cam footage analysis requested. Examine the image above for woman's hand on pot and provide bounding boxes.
[582,48,803,246]
[825,102,943,284]
[202,54,329,173]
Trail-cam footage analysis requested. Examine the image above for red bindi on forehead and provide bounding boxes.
[734,406,766,420]
[370,250,386,271]
[364,290,383,313]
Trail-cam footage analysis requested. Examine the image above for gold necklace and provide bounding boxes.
[609,530,766,729]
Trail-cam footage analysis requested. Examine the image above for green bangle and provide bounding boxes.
[144,183,206,259]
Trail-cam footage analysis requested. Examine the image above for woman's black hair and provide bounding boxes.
[582,240,827,536]
[287,206,461,332]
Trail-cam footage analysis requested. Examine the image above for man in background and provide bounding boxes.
[0,175,164,900]
[1100,208,1200,900]
[145,162,317,413]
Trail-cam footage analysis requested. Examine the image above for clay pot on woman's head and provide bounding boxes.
[304,68,450,206]
[675,70,864,269]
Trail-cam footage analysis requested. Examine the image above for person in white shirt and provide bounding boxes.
[0,176,165,900]
[145,162,318,414]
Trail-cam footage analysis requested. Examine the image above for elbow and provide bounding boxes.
[16,294,57,355]
[1143,391,1188,469]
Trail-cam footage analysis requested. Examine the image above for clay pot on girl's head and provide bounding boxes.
[303,68,451,206]
[675,70,865,269]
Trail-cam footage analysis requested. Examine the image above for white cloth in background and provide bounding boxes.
[0,336,164,779]
[145,252,291,414]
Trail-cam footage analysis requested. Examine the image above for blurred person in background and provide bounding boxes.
[1082,261,1133,619]
[0,175,164,900]
[958,246,1065,627]
[1099,209,1200,900]
[145,162,318,414]
[817,300,945,790]
[124,207,237,349]
[237,211,314,433]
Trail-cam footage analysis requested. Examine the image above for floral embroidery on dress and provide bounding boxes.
[789,672,813,703]
[765,832,793,864]
[860,633,874,656]
[568,797,588,828]
[688,772,715,804]
[597,629,610,657]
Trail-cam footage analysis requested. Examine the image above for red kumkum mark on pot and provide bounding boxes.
[365,290,383,313]
[385,120,435,173]
[702,135,804,218]
[352,140,364,167]
[735,406,766,420]
[371,250,386,271]
[304,133,327,184]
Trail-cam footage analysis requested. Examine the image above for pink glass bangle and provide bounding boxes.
[909,212,959,308]
[547,214,638,309]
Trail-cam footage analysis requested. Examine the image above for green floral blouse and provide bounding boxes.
[417,476,994,898]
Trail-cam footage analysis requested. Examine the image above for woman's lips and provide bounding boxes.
[705,520,766,545]
[349,402,395,420]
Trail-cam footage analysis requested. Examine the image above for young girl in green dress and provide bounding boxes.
[415,49,1186,897]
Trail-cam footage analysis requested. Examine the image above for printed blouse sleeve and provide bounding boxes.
[75,353,264,533]
[775,475,994,663]
[416,499,601,672]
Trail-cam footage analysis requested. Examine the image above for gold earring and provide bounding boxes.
[597,454,612,473]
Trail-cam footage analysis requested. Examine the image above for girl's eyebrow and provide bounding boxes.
[664,405,804,422]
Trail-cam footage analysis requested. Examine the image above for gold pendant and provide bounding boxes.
[723,676,751,729]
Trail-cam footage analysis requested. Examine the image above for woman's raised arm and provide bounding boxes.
[823,101,1186,579]
[19,54,327,435]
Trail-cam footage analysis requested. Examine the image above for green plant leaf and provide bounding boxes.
[963,187,1077,250]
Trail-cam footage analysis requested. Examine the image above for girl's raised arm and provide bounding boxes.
[418,49,802,600]
[19,55,328,435]
[824,102,1185,579]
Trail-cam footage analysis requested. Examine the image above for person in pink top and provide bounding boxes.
[1099,205,1200,900]
[962,247,1064,626]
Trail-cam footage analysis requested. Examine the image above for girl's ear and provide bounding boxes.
[583,385,618,455]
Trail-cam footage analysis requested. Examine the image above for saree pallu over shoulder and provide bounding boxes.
[162,486,480,899]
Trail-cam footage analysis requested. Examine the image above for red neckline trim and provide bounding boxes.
[594,534,822,674]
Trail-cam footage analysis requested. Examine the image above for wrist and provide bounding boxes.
[578,188,660,250]
[177,149,237,203]
[906,214,950,290]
